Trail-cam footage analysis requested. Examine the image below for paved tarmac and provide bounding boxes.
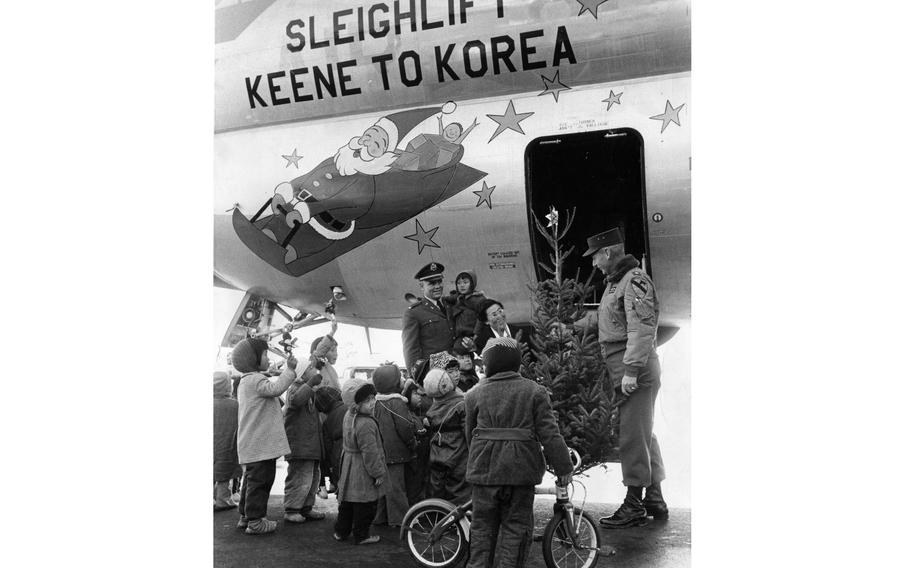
[213,494,690,568]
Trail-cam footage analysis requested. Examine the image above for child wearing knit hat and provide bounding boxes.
[334,378,386,545]
[423,368,472,505]
[464,337,575,565]
[282,353,326,524]
[371,364,417,528]
[213,372,241,512]
[441,270,486,355]
[232,338,299,535]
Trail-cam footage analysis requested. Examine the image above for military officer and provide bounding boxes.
[402,262,456,378]
[576,228,668,528]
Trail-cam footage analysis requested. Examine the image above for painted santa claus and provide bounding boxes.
[334,101,457,176]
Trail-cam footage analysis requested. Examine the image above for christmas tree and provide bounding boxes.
[527,206,620,473]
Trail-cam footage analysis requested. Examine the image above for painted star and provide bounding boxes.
[649,100,685,133]
[486,100,534,143]
[403,219,441,254]
[282,148,303,168]
[576,0,610,19]
[602,89,623,111]
[473,181,496,209]
[538,70,571,103]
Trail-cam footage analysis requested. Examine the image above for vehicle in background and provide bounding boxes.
[341,365,408,388]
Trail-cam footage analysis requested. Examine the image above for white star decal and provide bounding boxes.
[538,70,571,103]
[403,219,441,254]
[576,0,610,19]
[282,149,303,168]
[486,100,534,143]
[602,89,623,111]
[473,181,496,209]
[649,100,685,133]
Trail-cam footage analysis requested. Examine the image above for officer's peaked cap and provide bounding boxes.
[582,227,624,257]
[415,262,445,281]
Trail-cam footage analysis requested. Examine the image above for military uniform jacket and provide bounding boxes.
[402,297,454,373]
[596,256,660,378]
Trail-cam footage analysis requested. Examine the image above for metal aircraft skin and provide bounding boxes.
[214,0,691,332]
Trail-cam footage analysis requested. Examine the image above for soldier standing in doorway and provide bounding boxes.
[575,227,669,528]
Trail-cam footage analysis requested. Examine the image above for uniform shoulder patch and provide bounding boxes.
[630,276,651,297]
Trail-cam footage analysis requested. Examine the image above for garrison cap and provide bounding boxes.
[414,262,445,281]
[582,227,624,257]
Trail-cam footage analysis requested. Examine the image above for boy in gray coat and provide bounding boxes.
[464,337,574,568]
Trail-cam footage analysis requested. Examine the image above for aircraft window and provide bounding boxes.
[524,128,648,306]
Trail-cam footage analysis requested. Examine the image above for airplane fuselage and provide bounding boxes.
[214,0,691,331]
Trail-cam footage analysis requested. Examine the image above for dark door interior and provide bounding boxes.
[525,128,648,304]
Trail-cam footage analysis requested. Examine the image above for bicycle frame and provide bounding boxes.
[427,500,472,543]
[543,485,600,553]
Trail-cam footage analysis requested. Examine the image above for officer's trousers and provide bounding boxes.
[467,484,535,568]
[603,347,666,488]
[619,381,666,488]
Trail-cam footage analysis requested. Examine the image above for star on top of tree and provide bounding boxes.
[545,206,559,228]
[403,219,441,254]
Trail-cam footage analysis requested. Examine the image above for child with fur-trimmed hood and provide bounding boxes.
[371,363,417,527]
[232,338,299,535]
[334,378,385,545]
[423,368,471,504]
[441,270,487,355]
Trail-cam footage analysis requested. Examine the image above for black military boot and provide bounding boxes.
[599,487,648,529]
[643,483,669,520]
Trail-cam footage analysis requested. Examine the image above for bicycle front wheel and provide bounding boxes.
[542,509,601,568]
[404,503,467,568]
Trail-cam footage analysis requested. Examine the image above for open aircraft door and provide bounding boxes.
[525,128,649,305]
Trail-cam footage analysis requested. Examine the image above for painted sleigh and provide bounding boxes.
[233,145,486,277]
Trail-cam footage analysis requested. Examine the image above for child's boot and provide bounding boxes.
[244,518,278,535]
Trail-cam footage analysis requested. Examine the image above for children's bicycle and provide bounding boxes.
[399,451,602,568]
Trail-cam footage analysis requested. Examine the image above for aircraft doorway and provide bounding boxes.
[525,128,648,304]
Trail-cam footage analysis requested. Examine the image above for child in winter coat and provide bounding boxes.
[309,333,340,391]
[464,338,574,566]
[233,338,299,535]
[423,368,471,504]
[430,352,478,393]
[282,360,325,523]
[314,387,345,493]
[213,372,242,511]
[371,363,417,527]
[403,365,433,505]
[442,270,487,355]
[334,378,386,545]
